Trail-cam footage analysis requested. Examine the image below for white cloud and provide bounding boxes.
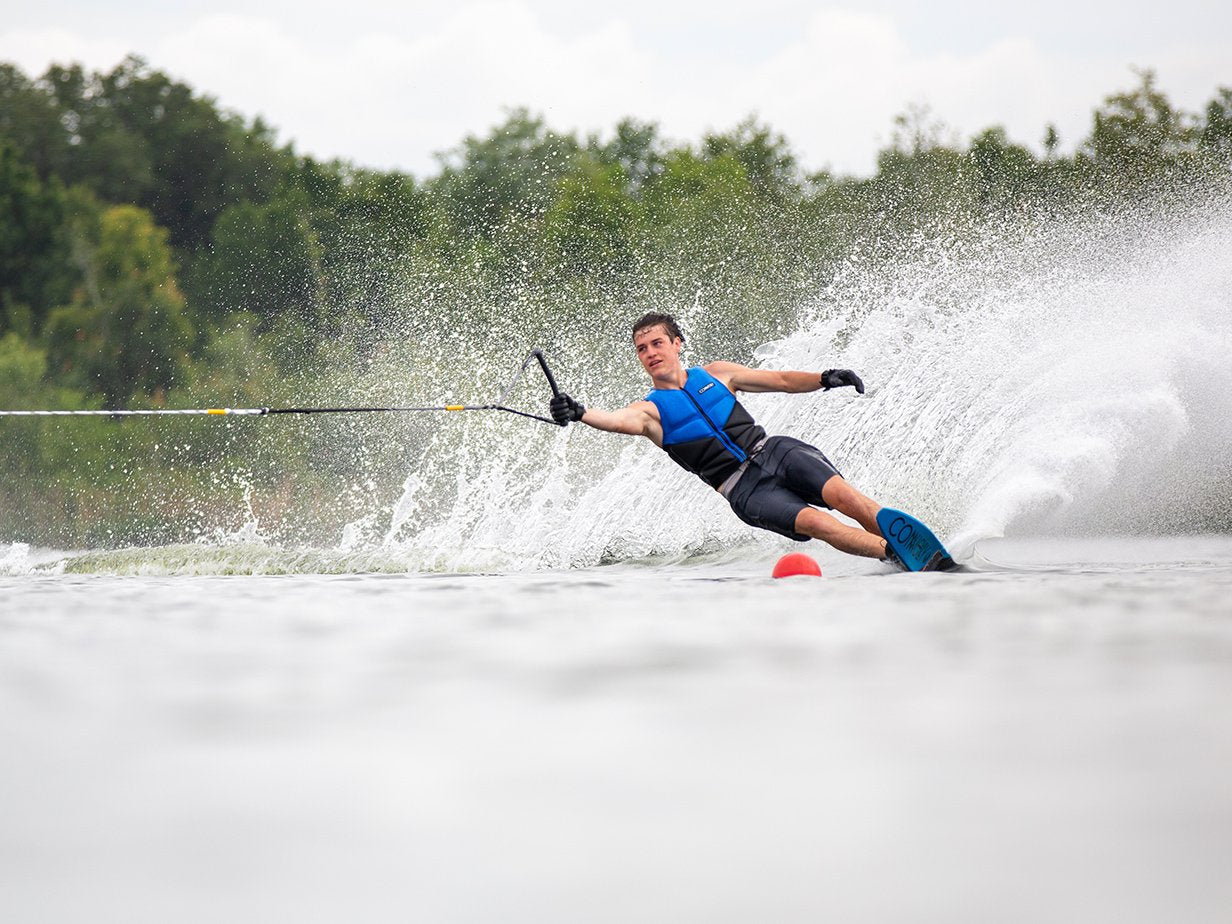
[150,5,655,169]
[0,28,128,76]
[712,9,1225,173]
[1,3,1228,178]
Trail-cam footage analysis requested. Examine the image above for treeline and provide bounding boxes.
[3,55,1231,407]
[1,55,1230,544]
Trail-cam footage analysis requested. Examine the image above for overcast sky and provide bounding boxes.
[2,0,1229,178]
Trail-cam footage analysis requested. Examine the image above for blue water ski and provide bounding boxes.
[876,508,959,573]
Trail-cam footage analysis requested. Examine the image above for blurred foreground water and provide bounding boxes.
[2,536,1231,923]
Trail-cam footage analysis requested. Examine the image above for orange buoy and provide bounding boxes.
[772,552,822,578]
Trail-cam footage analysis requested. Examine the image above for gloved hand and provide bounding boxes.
[820,369,865,394]
[550,393,586,426]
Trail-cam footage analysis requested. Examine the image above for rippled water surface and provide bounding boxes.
[3,536,1231,922]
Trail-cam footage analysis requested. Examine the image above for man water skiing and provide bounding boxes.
[549,312,938,567]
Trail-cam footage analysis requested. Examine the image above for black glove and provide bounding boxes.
[550,393,586,426]
[820,369,865,394]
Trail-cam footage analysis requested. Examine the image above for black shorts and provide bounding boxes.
[726,436,842,541]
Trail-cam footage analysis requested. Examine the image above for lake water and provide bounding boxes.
[3,536,1231,923]
[5,171,1232,922]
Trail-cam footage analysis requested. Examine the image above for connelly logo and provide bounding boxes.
[698,383,715,394]
[886,516,914,543]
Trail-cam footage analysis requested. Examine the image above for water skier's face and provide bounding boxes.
[634,326,682,381]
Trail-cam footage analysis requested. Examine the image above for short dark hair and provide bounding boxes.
[632,312,685,344]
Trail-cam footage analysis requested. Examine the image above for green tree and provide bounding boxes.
[641,150,752,226]
[194,158,425,335]
[1043,123,1060,159]
[14,57,289,252]
[967,126,1041,210]
[864,106,972,227]
[703,116,801,201]
[0,63,69,180]
[543,156,641,275]
[431,108,580,237]
[1200,87,1232,157]
[588,118,664,195]
[331,167,428,246]
[46,202,193,404]
[1084,68,1199,181]
[320,166,429,328]
[194,188,325,329]
[40,60,157,208]
[0,331,92,474]
[0,141,74,334]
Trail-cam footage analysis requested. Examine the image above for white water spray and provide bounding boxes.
[758,194,1232,557]
[372,190,1232,570]
[20,188,1232,575]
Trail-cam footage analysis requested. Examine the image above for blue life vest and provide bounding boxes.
[646,367,767,488]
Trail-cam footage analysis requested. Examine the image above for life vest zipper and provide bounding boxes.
[681,383,747,463]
